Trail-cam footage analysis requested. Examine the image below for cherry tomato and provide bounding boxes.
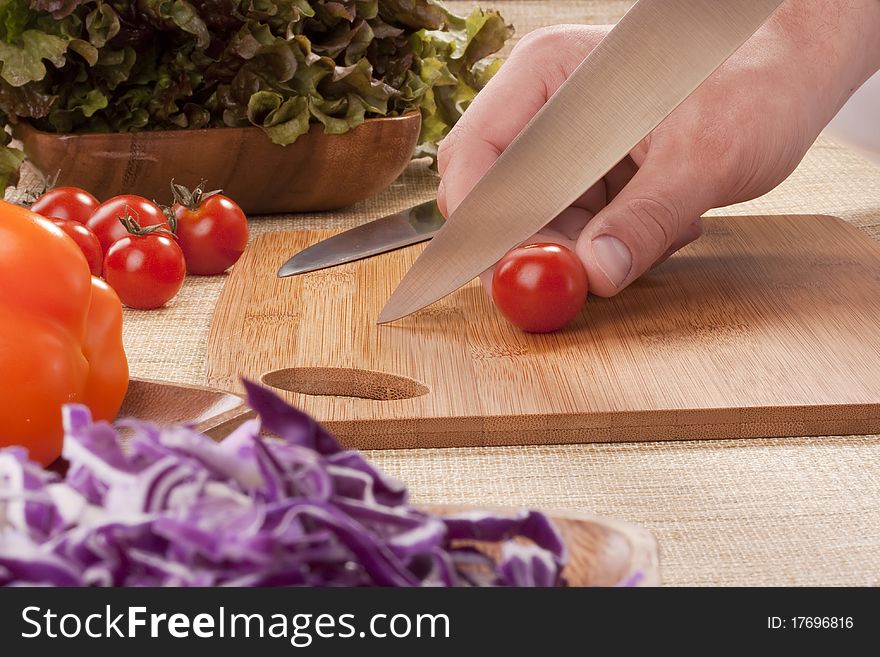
[103,232,186,310]
[491,243,589,333]
[50,217,103,276]
[31,187,99,225]
[173,191,249,275]
[87,195,169,254]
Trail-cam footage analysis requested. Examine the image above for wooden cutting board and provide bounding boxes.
[207,215,880,449]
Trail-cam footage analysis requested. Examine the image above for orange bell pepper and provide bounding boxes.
[0,200,128,465]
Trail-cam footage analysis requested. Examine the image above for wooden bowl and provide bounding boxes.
[426,505,660,587]
[119,379,249,439]
[48,378,248,474]
[14,113,422,215]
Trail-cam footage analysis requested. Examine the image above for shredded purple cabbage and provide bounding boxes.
[0,381,567,587]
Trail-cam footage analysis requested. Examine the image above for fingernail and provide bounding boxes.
[591,235,632,288]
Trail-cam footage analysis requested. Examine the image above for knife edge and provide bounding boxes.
[277,200,444,277]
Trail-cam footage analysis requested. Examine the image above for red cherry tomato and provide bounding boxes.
[103,233,186,310]
[31,187,99,225]
[50,217,103,277]
[491,243,589,333]
[173,193,249,275]
[87,195,169,254]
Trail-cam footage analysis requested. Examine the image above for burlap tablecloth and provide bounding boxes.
[14,1,880,586]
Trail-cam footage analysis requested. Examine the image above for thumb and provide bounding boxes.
[575,161,712,297]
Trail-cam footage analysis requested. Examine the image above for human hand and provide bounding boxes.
[437,2,880,298]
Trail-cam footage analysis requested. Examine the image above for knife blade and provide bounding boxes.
[277,201,445,277]
[379,0,784,324]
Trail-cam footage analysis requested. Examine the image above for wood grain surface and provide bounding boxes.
[207,215,880,449]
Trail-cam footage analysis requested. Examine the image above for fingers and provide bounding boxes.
[570,179,607,216]
[575,159,713,297]
[650,219,703,269]
[545,206,594,242]
[602,155,640,203]
[436,178,448,217]
[437,25,607,217]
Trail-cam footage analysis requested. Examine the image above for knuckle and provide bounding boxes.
[511,26,606,96]
[624,196,687,254]
[437,126,466,176]
[512,26,560,55]
[512,26,583,96]
[436,136,456,175]
[513,25,600,60]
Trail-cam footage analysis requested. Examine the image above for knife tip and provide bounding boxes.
[377,296,414,324]
[277,263,306,278]
[376,307,400,325]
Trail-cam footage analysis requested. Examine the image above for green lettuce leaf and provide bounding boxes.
[1,0,33,41]
[320,57,396,114]
[247,89,310,144]
[137,0,210,49]
[0,29,69,86]
[0,140,24,190]
[378,0,448,30]
[84,3,120,48]
[0,0,514,190]
[406,7,511,162]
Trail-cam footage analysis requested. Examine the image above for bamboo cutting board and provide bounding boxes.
[207,215,880,449]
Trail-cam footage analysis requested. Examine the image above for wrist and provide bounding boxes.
[767,0,880,114]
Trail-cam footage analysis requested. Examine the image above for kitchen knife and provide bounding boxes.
[277,200,445,277]
[379,0,784,324]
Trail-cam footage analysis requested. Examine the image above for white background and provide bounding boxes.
[823,71,880,165]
